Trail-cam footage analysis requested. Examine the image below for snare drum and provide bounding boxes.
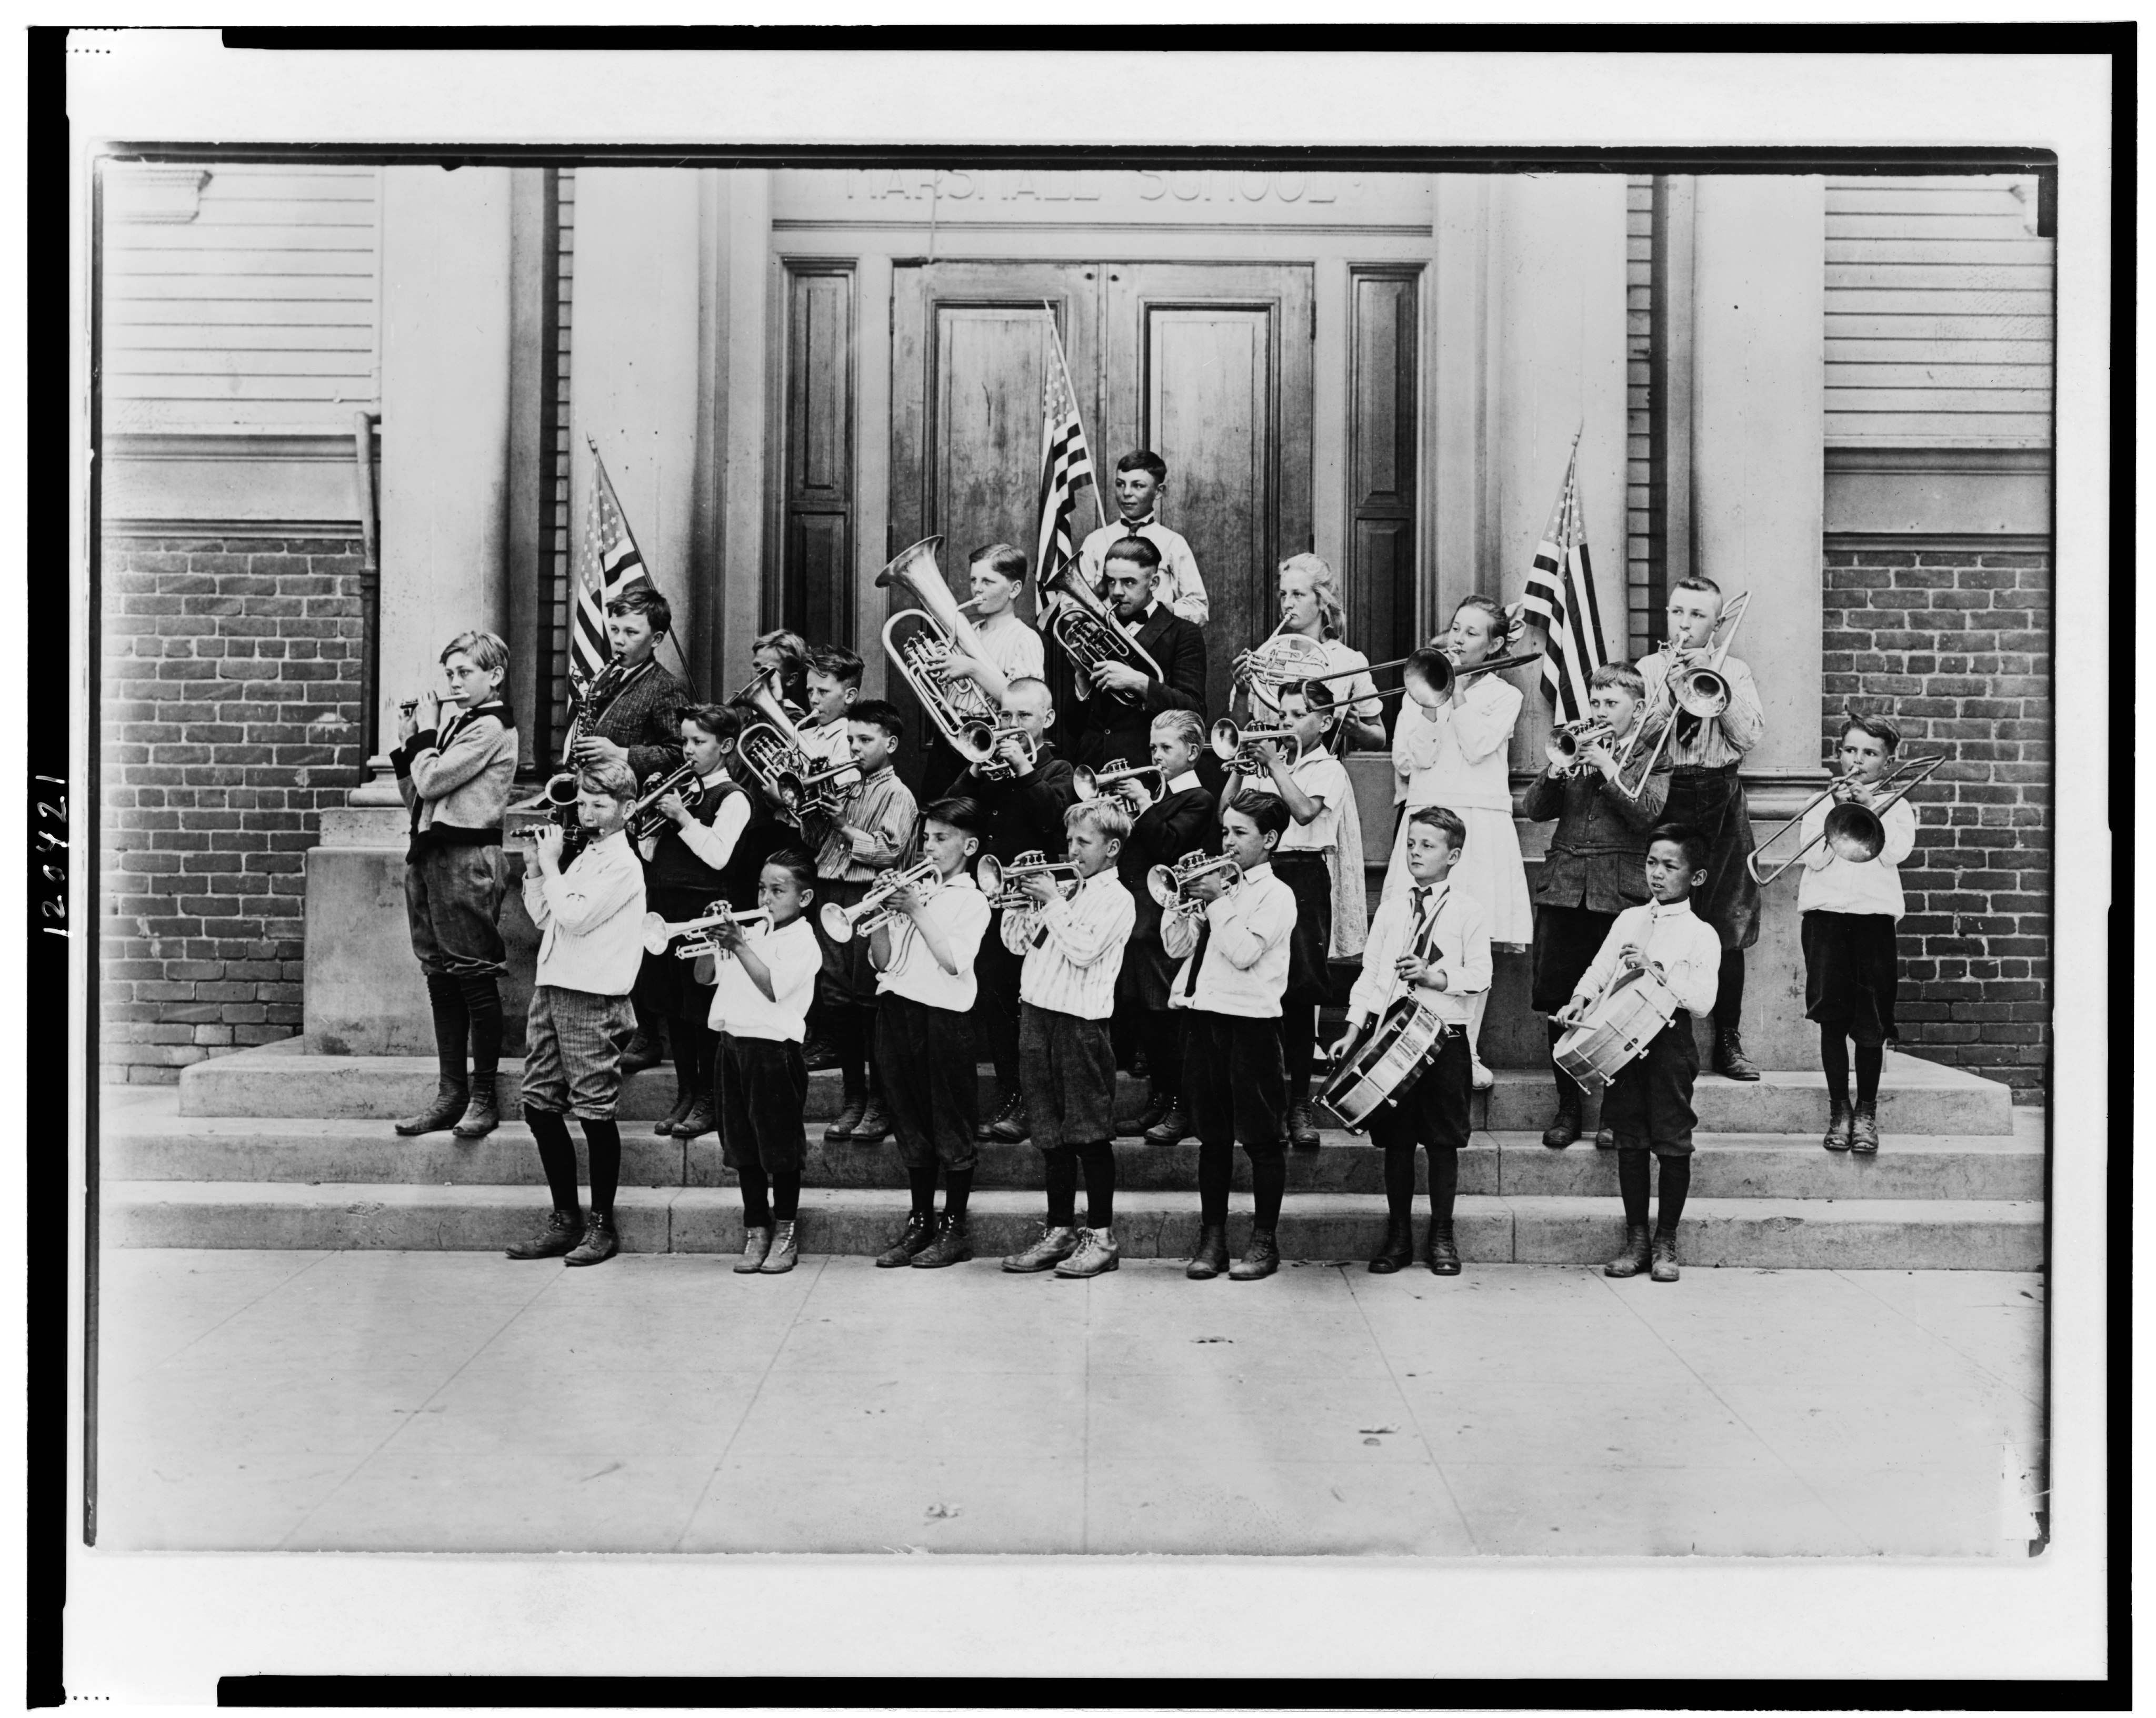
[1553,965,1680,1090]
[1320,998,1452,1134]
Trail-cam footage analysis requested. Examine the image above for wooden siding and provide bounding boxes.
[1824,176,2053,449]
[102,164,381,434]
[1625,175,1652,656]
[548,170,577,752]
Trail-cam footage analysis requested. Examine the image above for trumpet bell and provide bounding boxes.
[1207,718,1242,761]
[641,911,673,956]
[818,900,857,944]
[974,855,1004,900]
[1823,801,1886,863]
[1145,863,1180,908]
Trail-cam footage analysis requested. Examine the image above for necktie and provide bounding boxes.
[1180,909,1213,999]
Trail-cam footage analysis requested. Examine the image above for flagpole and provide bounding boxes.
[1042,302,1111,541]
[585,433,698,693]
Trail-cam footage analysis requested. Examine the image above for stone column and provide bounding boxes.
[720,169,771,696]
[1691,175,1827,791]
[358,165,515,803]
[568,168,707,692]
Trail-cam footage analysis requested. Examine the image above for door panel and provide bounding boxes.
[1106,263,1314,717]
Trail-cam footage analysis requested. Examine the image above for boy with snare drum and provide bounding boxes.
[1553,824,1721,1284]
[1331,807,1490,1277]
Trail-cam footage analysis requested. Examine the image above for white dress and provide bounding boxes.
[1382,674,1533,948]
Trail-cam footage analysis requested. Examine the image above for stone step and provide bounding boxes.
[103,1182,2043,1271]
[105,1101,2047,1202]
[177,1040,2019,1136]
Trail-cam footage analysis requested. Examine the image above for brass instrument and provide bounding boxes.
[1748,755,1944,886]
[1071,759,1165,807]
[1038,554,1166,684]
[819,860,942,946]
[876,535,1022,777]
[1147,852,1243,919]
[624,762,704,843]
[1233,623,1332,718]
[1209,716,1305,776]
[976,850,1083,913]
[956,717,1040,779]
[1287,643,1542,713]
[1661,589,1753,719]
[1546,718,1616,774]
[538,659,627,808]
[641,906,771,958]
[735,670,861,826]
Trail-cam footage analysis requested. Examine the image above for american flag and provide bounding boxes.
[1033,320,1094,595]
[572,436,651,687]
[1520,443,1609,723]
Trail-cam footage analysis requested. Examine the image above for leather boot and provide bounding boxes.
[1426,1223,1462,1277]
[672,1093,715,1140]
[1366,1214,1414,1275]
[1185,1223,1230,1280]
[618,1035,665,1078]
[654,1085,697,1137]
[1541,1077,1584,1149]
[1604,1223,1653,1279]
[910,1212,974,1268]
[823,1089,866,1144]
[1229,1227,1281,1281]
[1055,1227,1121,1278]
[395,1077,468,1138]
[759,1220,800,1274]
[983,1092,1031,1145]
[1145,1100,1191,1147]
[1002,1224,1081,1273]
[875,1212,937,1268]
[505,1206,582,1260]
[851,1100,894,1146]
[1285,1099,1321,1150]
[733,1225,773,1274]
[452,1073,499,1139]
[1650,1231,1681,1283]
[1823,1093,1854,1151]
[1713,1028,1761,1081]
[1850,1100,1880,1155]
[1129,1090,1171,1139]
[563,1211,620,1267]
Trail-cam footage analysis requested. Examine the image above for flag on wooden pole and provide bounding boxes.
[1034,309,1095,594]
[1519,439,1609,723]
[573,436,652,688]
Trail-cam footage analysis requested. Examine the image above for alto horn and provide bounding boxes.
[1039,555,1167,683]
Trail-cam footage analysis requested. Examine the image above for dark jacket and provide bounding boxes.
[959,740,1081,865]
[1520,757,1672,915]
[586,659,690,783]
[1066,604,1208,772]
[1117,782,1218,946]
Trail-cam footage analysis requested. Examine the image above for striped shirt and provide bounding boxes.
[1638,650,1765,771]
[815,763,917,883]
[971,612,1046,687]
[1009,866,1136,1021]
[1348,882,1490,1031]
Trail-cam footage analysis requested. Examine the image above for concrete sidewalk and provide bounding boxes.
[95,1248,2045,1557]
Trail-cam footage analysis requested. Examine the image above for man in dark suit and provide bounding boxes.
[1063,537,1208,775]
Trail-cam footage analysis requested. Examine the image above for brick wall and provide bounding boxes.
[99,533,371,1083]
[1820,540,2051,1102]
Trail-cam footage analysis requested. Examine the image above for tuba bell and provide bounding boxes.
[1039,554,1167,684]
[877,536,1017,776]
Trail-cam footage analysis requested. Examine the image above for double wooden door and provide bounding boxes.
[887,259,1314,731]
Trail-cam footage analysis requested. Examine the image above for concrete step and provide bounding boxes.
[103,1182,2043,1271]
[178,1039,2018,1136]
[105,1101,2047,1203]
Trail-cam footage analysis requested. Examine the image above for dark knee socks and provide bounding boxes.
[1044,1153,1079,1228]
[738,1164,771,1228]
[1655,1156,1691,1235]
[1715,948,1745,1039]
[1197,1138,1232,1227]
[1618,1149,1652,1228]
[1383,1144,1460,1226]
[906,1166,938,1220]
[426,972,470,1086]
[672,1018,713,1095]
[581,1118,621,1220]
[457,974,502,1078]
[1820,1024,1851,1097]
[943,1167,974,1219]
[524,1107,581,1214]
[1146,1010,1184,1098]
[1283,1002,1317,1100]
[1249,1149,1286,1232]
[833,1007,867,1099]
[772,1171,801,1223]
[1854,1044,1883,1107]
[1548,1018,1583,1101]
[1079,1140,1116,1228]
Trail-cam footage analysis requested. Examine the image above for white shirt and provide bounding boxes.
[1573,898,1722,1019]
[796,717,853,767]
[1009,867,1135,1020]
[1236,750,1351,854]
[1077,514,1209,624]
[1349,881,1491,1031]
[1169,860,1297,1019]
[875,871,992,1011]
[524,828,647,996]
[707,914,822,1043]
[971,611,1046,687]
[1638,650,1765,770]
[637,767,752,871]
[1796,792,1917,918]
[1393,674,1523,813]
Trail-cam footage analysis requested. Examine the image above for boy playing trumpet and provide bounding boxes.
[1000,799,1137,1279]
